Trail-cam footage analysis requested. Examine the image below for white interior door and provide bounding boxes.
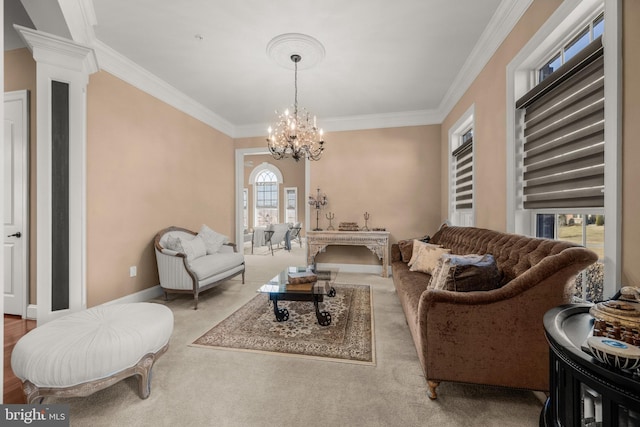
[4,91,29,317]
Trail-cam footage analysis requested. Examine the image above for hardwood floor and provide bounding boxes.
[4,315,36,403]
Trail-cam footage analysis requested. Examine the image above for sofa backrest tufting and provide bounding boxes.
[430,225,583,286]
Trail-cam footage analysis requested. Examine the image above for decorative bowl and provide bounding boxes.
[587,336,640,370]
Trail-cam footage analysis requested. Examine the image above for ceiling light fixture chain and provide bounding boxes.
[267,54,324,162]
[293,54,299,118]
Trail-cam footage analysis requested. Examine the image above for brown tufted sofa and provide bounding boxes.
[391,225,598,399]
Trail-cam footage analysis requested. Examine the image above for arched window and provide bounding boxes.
[249,162,283,227]
[254,169,278,226]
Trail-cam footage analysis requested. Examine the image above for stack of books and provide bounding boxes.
[287,272,318,291]
[338,222,360,231]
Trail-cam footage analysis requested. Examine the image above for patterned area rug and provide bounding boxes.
[192,284,375,364]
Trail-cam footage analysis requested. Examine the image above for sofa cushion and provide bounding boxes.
[160,230,195,252]
[189,252,245,281]
[429,253,501,292]
[198,224,229,254]
[391,260,430,324]
[179,235,207,261]
[398,235,432,263]
[164,235,182,252]
[408,240,443,267]
[410,244,450,274]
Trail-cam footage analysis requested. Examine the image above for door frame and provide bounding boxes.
[234,148,310,249]
[4,90,30,318]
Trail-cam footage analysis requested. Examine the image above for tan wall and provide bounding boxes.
[237,125,442,265]
[242,151,305,229]
[622,0,640,286]
[4,48,37,305]
[86,71,235,306]
[441,0,640,287]
[440,0,562,231]
[313,126,441,264]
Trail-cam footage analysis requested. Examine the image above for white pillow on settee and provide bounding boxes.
[179,235,207,261]
[198,224,229,254]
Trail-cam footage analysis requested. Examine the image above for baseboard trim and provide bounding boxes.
[24,265,391,317]
[316,263,386,276]
[101,285,164,306]
[24,286,164,320]
[27,304,37,320]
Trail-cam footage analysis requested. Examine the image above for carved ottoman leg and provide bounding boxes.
[427,381,440,400]
[24,381,44,404]
[135,355,155,399]
[136,344,168,399]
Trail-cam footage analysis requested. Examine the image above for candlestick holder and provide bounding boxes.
[308,188,328,231]
[362,212,370,231]
[326,212,335,230]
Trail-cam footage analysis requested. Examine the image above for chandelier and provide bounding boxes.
[267,54,324,162]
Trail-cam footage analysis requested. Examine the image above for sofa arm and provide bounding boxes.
[155,249,195,291]
[221,242,238,253]
[161,248,180,256]
[416,246,598,391]
[391,244,402,262]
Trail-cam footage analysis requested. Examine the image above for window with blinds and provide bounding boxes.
[452,130,474,211]
[516,36,604,210]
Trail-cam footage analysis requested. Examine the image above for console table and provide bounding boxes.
[306,230,390,277]
[542,304,640,426]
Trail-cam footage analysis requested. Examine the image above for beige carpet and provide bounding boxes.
[45,244,543,426]
[192,284,374,364]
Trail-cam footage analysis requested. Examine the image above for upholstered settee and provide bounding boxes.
[391,225,598,399]
[154,226,245,309]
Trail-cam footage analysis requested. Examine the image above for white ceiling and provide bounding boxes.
[5,0,530,137]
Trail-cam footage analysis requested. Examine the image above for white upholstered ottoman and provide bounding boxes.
[11,302,174,403]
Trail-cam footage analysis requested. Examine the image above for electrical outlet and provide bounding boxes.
[129,266,137,277]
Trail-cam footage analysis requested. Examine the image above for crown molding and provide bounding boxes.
[92,39,236,137]
[316,109,442,132]
[58,0,236,137]
[56,0,530,138]
[57,0,97,45]
[436,0,533,121]
[234,109,442,139]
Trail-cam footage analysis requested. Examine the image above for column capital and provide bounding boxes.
[15,24,98,75]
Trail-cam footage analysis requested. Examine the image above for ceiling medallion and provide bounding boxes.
[266,33,325,70]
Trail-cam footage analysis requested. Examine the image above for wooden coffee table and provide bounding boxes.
[257,267,337,326]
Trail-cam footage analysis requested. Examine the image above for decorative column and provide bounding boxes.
[16,25,98,325]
